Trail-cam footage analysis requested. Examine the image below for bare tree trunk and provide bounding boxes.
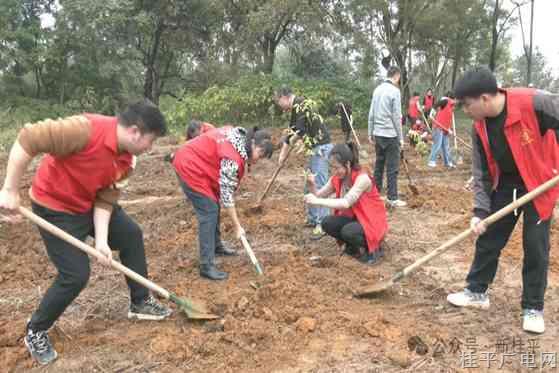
[489,0,500,72]
[261,38,276,74]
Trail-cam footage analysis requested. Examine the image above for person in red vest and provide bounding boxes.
[447,67,559,334]
[422,88,435,116]
[304,142,388,265]
[407,91,421,126]
[186,119,215,140]
[172,126,273,280]
[427,92,456,168]
[0,101,172,365]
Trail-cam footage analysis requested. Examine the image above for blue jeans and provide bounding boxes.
[428,127,453,166]
[306,143,333,225]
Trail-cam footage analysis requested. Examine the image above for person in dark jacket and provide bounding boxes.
[275,86,333,239]
[447,67,559,335]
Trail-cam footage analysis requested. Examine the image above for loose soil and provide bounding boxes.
[1,129,558,372]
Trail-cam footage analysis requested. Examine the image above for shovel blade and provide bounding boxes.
[408,184,419,196]
[170,293,219,320]
[355,279,395,297]
[180,307,220,320]
[248,204,264,214]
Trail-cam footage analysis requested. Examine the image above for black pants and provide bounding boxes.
[373,136,400,200]
[466,185,551,311]
[29,203,149,331]
[177,178,222,266]
[322,215,368,250]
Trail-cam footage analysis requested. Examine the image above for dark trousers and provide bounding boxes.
[373,136,400,200]
[322,215,368,250]
[29,203,149,331]
[466,185,551,311]
[178,178,222,266]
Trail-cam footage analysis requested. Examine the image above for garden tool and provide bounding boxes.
[340,103,369,160]
[19,206,218,320]
[400,150,419,195]
[356,173,559,297]
[240,233,264,275]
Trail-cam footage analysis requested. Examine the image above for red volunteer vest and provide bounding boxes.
[173,126,246,202]
[424,95,434,111]
[408,96,420,118]
[434,98,454,133]
[31,114,133,214]
[331,169,388,253]
[474,88,559,220]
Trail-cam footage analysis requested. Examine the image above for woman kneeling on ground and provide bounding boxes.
[304,143,388,265]
[172,126,273,280]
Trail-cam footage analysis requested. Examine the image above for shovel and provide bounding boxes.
[419,109,432,132]
[356,173,559,297]
[451,113,464,165]
[251,145,294,213]
[340,103,369,160]
[400,150,419,195]
[240,234,264,275]
[19,206,219,320]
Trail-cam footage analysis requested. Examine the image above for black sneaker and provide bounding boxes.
[24,325,57,365]
[128,295,172,321]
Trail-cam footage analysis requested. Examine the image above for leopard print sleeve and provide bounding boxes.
[219,158,239,208]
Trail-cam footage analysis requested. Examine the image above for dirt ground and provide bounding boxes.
[1,129,559,372]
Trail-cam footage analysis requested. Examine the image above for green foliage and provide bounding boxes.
[165,74,372,135]
[0,96,74,151]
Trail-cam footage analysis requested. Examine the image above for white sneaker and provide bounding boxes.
[522,309,545,334]
[387,199,407,208]
[447,288,490,309]
[427,162,437,168]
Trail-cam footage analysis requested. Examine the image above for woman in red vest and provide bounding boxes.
[407,91,421,126]
[427,92,456,168]
[0,101,171,365]
[422,88,435,115]
[304,143,388,265]
[173,126,273,280]
[447,67,559,335]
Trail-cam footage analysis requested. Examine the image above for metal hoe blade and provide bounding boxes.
[169,293,219,320]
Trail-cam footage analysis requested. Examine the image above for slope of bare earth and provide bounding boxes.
[1,129,558,372]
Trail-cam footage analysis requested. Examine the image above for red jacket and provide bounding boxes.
[331,169,388,253]
[32,114,133,214]
[408,96,420,118]
[173,126,246,202]
[474,88,559,220]
[434,98,454,133]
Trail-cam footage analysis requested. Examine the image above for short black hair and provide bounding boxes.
[453,67,498,100]
[118,99,167,136]
[186,119,202,140]
[387,66,400,78]
[274,85,293,100]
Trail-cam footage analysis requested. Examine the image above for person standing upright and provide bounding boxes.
[275,86,333,239]
[368,66,406,207]
[447,67,559,334]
